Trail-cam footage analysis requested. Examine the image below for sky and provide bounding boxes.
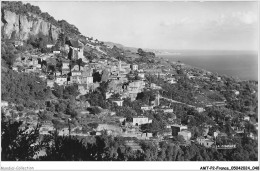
[27,1,258,51]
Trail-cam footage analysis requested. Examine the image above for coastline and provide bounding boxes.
[158,51,258,81]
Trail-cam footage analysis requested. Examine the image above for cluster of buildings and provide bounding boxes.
[12,53,44,74]
[46,60,97,95]
[7,37,258,153]
[11,38,148,99]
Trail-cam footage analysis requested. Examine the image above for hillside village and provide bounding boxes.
[1,1,258,161]
[2,35,258,151]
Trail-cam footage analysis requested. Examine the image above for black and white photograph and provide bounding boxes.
[1,0,259,170]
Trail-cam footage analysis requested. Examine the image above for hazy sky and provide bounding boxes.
[27,1,258,51]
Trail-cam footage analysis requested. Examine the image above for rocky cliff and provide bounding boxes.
[1,9,61,41]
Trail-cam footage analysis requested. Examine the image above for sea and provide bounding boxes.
[158,50,258,81]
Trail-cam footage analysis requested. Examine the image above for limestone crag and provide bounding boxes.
[1,10,61,41]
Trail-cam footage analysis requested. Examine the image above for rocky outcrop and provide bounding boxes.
[1,10,61,41]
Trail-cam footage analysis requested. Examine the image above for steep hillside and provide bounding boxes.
[1,9,61,41]
[0,1,160,64]
[1,1,84,42]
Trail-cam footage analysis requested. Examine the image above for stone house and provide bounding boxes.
[36,64,42,69]
[53,51,60,54]
[46,44,54,48]
[71,70,82,76]
[196,107,205,113]
[25,66,36,73]
[54,70,62,77]
[12,66,18,72]
[162,108,174,113]
[244,115,250,121]
[66,39,84,60]
[55,76,68,85]
[141,105,154,111]
[81,76,93,84]
[132,116,152,126]
[131,64,138,71]
[127,80,145,93]
[171,124,188,136]
[196,136,215,148]
[167,78,177,84]
[70,75,82,84]
[138,72,145,79]
[62,61,70,70]
[111,99,123,107]
[178,130,191,141]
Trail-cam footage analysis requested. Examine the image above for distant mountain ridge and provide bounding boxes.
[104,42,138,52]
[104,41,165,54]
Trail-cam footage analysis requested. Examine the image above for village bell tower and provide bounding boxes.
[154,92,160,106]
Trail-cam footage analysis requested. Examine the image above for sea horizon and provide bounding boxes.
[158,50,258,81]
